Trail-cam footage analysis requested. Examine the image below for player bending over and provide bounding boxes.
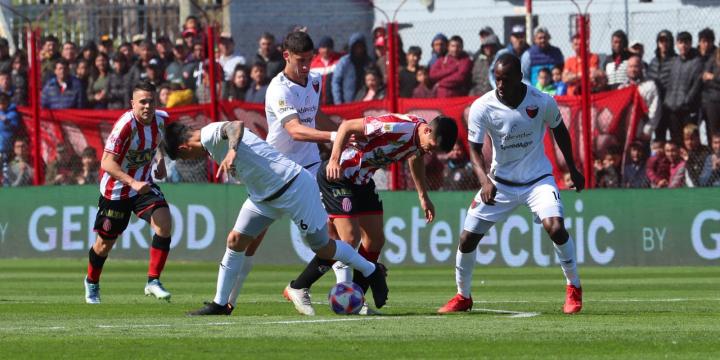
[163,120,388,315]
[438,53,585,315]
[84,81,173,304]
[284,113,458,315]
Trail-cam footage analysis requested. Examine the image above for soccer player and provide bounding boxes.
[223,31,343,314]
[437,54,585,314]
[285,113,458,314]
[163,120,388,315]
[84,81,173,304]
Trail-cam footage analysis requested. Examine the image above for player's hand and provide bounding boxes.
[154,158,167,180]
[568,169,585,192]
[131,180,151,194]
[419,194,435,223]
[326,161,342,181]
[480,181,497,205]
[216,149,237,180]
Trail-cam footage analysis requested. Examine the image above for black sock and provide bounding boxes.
[291,256,334,289]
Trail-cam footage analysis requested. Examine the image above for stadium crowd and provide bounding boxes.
[0,16,719,189]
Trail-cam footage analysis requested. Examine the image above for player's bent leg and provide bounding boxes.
[352,214,386,313]
[85,236,115,304]
[144,207,172,301]
[330,217,362,284]
[227,229,267,310]
[542,216,582,314]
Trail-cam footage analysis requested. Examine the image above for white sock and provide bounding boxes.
[228,255,254,307]
[213,248,245,306]
[456,249,476,298]
[553,237,581,288]
[332,240,375,277]
[333,261,352,283]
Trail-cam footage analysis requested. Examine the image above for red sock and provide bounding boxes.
[148,247,169,279]
[87,248,106,283]
[358,245,380,263]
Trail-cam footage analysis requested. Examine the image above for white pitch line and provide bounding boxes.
[472,307,541,318]
[260,317,388,325]
[472,298,720,304]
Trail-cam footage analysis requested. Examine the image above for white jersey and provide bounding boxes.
[468,86,562,184]
[200,122,302,202]
[264,71,322,168]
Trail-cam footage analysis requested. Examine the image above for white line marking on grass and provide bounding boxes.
[473,307,541,318]
[97,324,172,329]
[260,317,389,325]
[472,298,720,304]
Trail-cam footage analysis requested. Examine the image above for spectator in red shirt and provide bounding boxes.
[563,34,600,95]
[429,35,472,98]
[310,36,341,105]
[646,139,670,187]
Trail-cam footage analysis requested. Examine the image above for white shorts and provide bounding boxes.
[463,175,564,234]
[234,169,328,239]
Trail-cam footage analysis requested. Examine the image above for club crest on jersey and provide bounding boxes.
[525,105,539,118]
[102,218,112,232]
[312,79,319,93]
[342,197,352,212]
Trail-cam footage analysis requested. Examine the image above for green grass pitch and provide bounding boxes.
[1,259,718,359]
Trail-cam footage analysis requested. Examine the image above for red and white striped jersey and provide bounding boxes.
[339,114,425,185]
[99,110,167,200]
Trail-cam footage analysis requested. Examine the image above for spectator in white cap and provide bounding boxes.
[521,26,564,87]
[217,32,246,81]
[490,24,529,88]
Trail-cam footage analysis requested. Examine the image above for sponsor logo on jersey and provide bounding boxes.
[312,79,319,93]
[125,148,155,169]
[332,188,353,198]
[526,105,539,118]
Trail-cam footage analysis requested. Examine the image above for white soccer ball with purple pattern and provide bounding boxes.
[328,282,365,315]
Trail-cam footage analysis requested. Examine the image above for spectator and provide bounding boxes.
[0,93,19,160]
[98,34,114,57]
[117,42,133,64]
[181,28,199,52]
[254,32,285,78]
[0,71,25,107]
[194,60,221,104]
[332,33,370,104]
[665,141,687,188]
[106,53,130,109]
[664,31,703,143]
[648,30,676,139]
[563,34,599,95]
[430,35,472,98]
[182,15,205,46]
[61,41,79,75]
[354,67,385,101]
[217,32,246,81]
[222,65,249,101]
[244,62,268,103]
[646,139,669,188]
[682,124,711,187]
[399,46,421,98]
[442,141,479,190]
[373,35,388,81]
[165,83,194,108]
[40,35,61,83]
[591,69,610,93]
[522,27,564,86]
[87,53,110,109]
[75,146,99,185]
[595,151,621,188]
[7,138,33,187]
[41,59,86,109]
[623,142,650,188]
[80,41,98,67]
[158,83,171,108]
[699,133,720,186]
[697,28,716,64]
[490,25,529,88]
[0,38,10,73]
[469,34,499,96]
[621,55,661,141]
[155,36,174,66]
[145,58,165,88]
[126,40,155,89]
[310,36,341,104]
[412,66,436,98]
[10,52,28,106]
[45,143,81,185]
[603,30,631,87]
[535,67,556,95]
[628,41,648,70]
[166,39,190,85]
[552,65,567,95]
[702,47,720,144]
[75,59,91,103]
[427,33,448,69]
[184,41,205,90]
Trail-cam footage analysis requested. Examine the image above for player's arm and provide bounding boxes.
[154,140,167,180]
[468,141,496,205]
[326,118,364,181]
[101,151,150,194]
[551,121,585,192]
[408,153,435,222]
[284,116,335,143]
[216,121,245,179]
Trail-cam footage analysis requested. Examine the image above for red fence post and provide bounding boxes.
[28,27,43,186]
[578,14,593,189]
[206,25,219,183]
[386,22,401,190]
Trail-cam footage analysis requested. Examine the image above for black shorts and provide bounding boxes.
[317,161,383,218]
[93,183,169,240]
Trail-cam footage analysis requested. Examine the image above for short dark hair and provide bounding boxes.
[0,93,10,103]
[283,31,314,53]
[42,35,59,44]
[677,31,692,43]
[538,67,552,76]
[430,116,458,153]
[54,58,69,69]
[495,53,521,75]
[698,28,715,43]
[407,46,422,56]
[81,146,97,159]
[164,122,192,160]
[259,32,275,42]
[133,80,157,94]
[449,35,464,45]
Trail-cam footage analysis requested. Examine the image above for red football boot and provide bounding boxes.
[563,285,583,314]
[438,293,473,313]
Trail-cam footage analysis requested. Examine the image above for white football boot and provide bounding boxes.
[84,277,101,304]
[283,283,315,316]
[144,279,171,301]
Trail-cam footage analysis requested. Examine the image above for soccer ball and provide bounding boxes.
[328,282,365,315]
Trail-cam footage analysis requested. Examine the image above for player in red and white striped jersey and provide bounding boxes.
[84,81,174,304]
[287,113,458,305]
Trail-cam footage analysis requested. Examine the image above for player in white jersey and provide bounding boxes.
[224,31,342,315]
[437,54,586,314]
[162,120,388,315]
[84,81,173,304]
